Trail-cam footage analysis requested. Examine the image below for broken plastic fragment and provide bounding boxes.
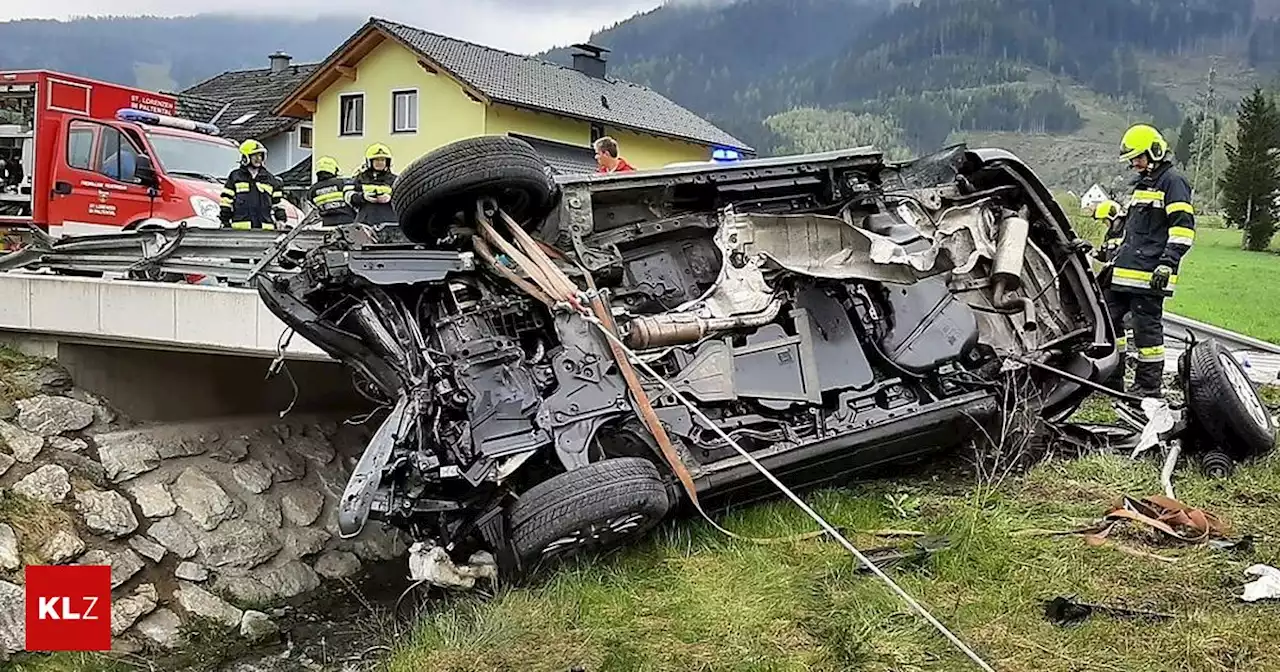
[407,542,498,590]
[1239,564,1280,602]
[1130,398,1179,459]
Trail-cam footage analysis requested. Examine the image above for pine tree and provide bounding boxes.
[1219,88,1280,251]
[1174,116,1197,166]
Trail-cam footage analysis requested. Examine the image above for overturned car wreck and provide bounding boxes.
[253,137,1273,581]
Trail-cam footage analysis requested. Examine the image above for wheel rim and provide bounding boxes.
[539,512,649,561]
[1219,352,1271,430]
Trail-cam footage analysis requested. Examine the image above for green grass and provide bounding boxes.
[387,444,1280,672]
[1168,228,1280,344]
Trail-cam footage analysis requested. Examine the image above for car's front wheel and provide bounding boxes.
[509,457,670,572]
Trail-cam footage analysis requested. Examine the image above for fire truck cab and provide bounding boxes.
[0,70,300,243]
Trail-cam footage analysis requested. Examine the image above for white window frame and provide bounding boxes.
[298,124,313,149]
[391,88,418,134]
[338,93,365,137]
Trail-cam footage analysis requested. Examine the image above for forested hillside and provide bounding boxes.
[0,15,360,91]
[548,0,1266,189]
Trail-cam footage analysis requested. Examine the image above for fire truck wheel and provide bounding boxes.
[393,135,559,245]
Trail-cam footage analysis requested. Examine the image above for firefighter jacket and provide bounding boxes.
[219,166,286,230]
[347,168,397,225]
[307,175,356,226]
[1110,162,1195,296]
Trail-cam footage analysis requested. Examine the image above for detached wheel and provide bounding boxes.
[510,458,670,571]
[392,135,559,245]
[1186,339,1277,459]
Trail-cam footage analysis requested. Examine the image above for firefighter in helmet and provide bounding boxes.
[346,143,397,225]
[219,139,287,230]
[1093,199,1126,269]
[1103,124,1196,398]
[306,156,356,227]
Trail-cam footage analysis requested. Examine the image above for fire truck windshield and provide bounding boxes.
[145,133,240,183]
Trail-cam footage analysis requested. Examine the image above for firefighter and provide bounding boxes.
[306,156,356,226]
[1093,199,1126,273]
[1104,124,1196,397]
[219,139,286,230]
[347,143,397,225]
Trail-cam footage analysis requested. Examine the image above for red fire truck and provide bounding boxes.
[0,70,301,246]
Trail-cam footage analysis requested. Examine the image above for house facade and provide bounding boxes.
[176,52,318,180]
[274,18,752,181]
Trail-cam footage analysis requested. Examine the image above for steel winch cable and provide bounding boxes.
[476,204,998,672]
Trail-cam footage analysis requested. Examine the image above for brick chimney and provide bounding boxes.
[570,44,609,79]
[269,51,292,74]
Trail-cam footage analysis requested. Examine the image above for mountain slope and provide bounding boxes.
[544,0,1262,189]
[0,15,361,90]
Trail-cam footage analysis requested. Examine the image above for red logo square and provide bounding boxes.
[24,564,112,652]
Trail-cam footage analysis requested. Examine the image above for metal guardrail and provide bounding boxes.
[1163,313,1280,356]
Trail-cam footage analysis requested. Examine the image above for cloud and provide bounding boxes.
[0,0,666,53]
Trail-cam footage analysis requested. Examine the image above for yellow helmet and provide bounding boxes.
[238,139,267,158]
[1093,199,1122,221]
[315,156,340,175]
[1120,124,1169,162]
[365,143,393,164]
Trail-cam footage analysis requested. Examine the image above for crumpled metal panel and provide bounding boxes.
[731,199,998,286]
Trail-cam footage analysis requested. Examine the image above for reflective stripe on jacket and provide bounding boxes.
[1110,162,1195,296]
[219,166,286,229]
[346,169,397,224]
[307,176,356,226]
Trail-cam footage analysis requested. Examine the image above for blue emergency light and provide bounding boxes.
[711,148,742,162]
[116,108,221,136]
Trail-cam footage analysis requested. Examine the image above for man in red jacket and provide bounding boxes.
[594,136,635,173]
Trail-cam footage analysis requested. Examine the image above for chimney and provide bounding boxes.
[570,44,610,79]
[269,51,292,74]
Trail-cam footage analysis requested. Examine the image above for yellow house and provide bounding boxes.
[273,17,752,180]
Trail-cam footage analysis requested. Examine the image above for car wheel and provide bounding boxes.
[392,135,559,245]
[1186,338,1277,459]
[509,457,670,571]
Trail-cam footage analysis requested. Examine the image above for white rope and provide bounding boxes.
[575,311,998,672]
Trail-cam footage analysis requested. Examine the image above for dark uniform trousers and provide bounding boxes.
[1102,162,1196,393]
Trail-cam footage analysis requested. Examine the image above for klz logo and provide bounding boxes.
[25,565,111,651]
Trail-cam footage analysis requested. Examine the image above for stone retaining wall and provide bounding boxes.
[0,361,401,658]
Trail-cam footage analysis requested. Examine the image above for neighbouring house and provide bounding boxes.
[1080,183,1111,215]
[175,52,320,201]
[273,17,752,186]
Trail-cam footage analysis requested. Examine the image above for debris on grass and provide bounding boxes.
[1238,565,1280,602]
[1043,595,1176,627]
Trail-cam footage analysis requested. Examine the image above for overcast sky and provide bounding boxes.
[0,0,674,53]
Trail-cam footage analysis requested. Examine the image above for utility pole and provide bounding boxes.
[1208,66,1219,212]
[1192,65,1218,213]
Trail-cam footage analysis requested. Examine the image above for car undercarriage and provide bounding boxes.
[253,138,1139,579]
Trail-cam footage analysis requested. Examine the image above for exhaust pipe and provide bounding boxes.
[990,211,1037,332]
[626,298,786,349]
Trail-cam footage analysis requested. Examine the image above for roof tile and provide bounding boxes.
[179,63,320,141]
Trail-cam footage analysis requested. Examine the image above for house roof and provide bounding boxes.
[274,18,751,152]
[179,62,321,142]
[279,156,313,189]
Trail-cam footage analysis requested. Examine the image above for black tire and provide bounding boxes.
[1186,339,1277,459]
[392,135,559,245]
[1200,450,1235,479]
[509,457,670,570]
